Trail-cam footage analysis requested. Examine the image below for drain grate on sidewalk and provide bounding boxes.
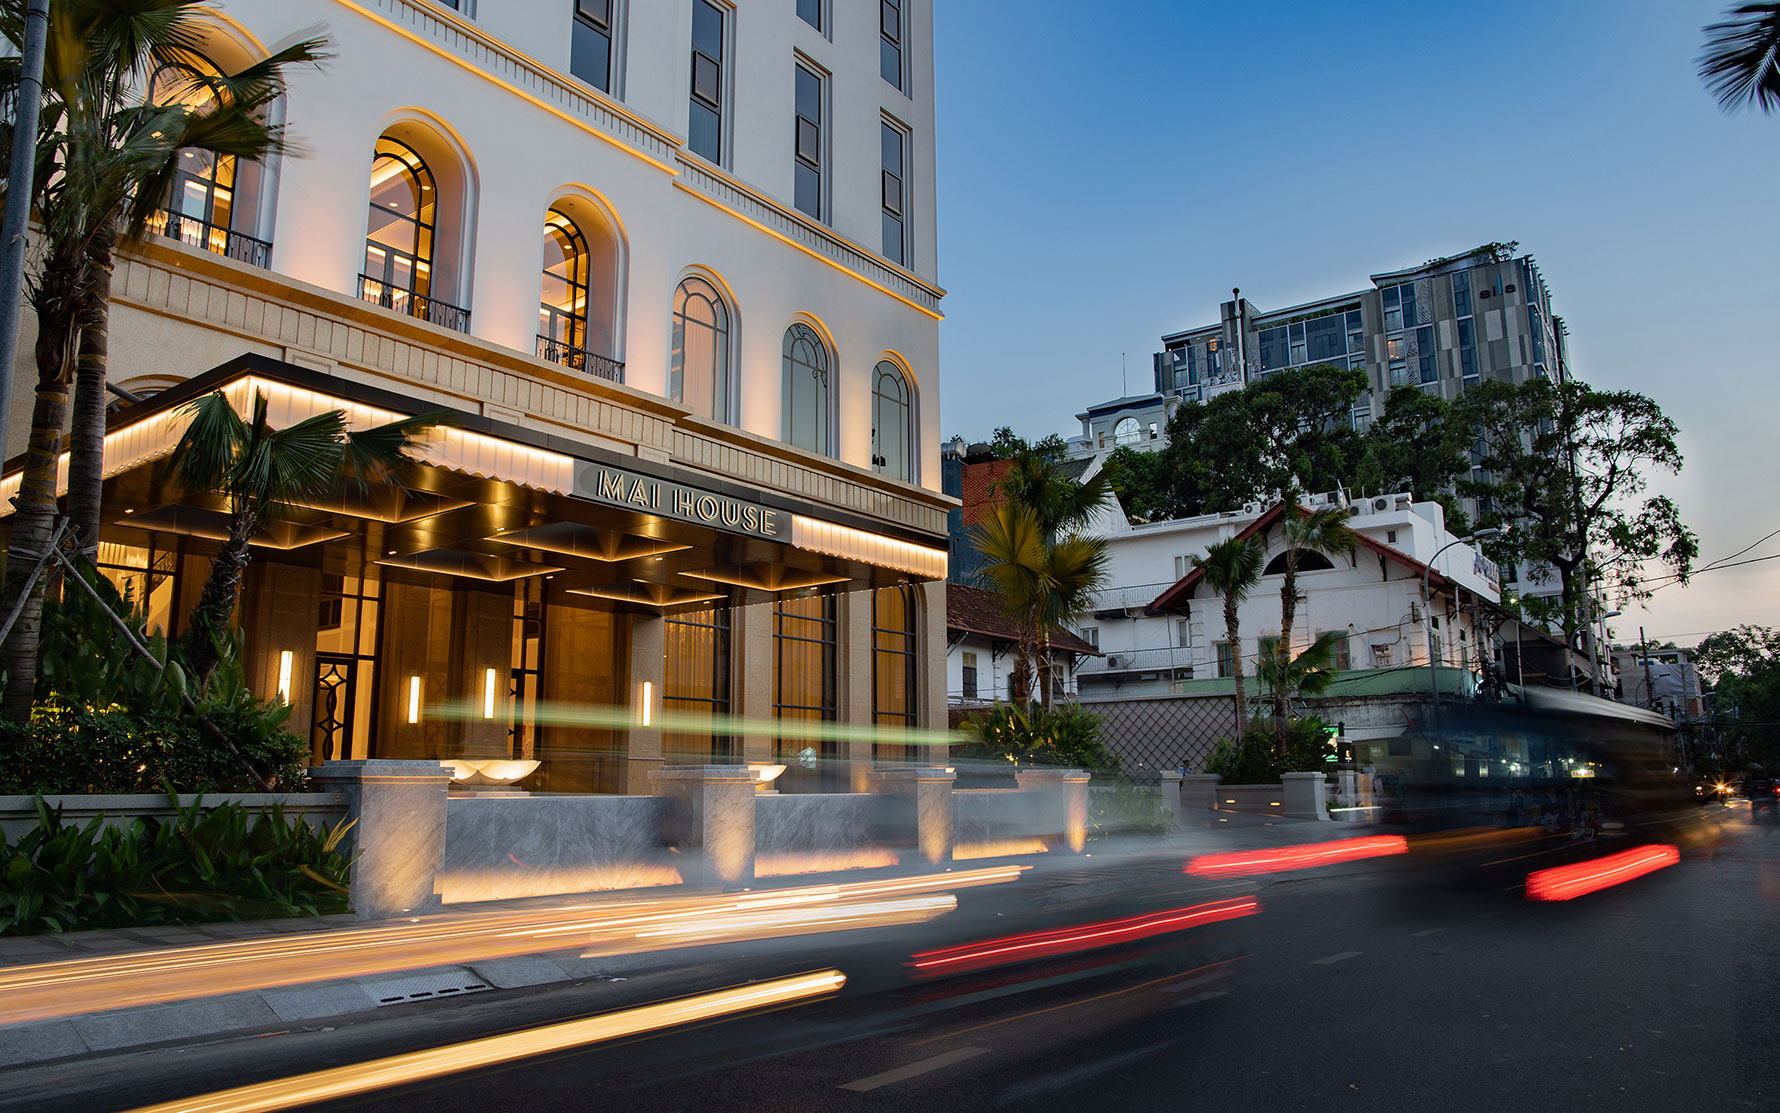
[361,968,491,1007]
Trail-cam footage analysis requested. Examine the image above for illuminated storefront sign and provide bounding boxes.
[572,462,788,540]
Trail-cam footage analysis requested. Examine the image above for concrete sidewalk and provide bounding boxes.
[0,814,1350,1068]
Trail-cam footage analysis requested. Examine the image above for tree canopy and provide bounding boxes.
[1457,378,1698,637]
[1695,625,1780,766]
[1351,386,1471,534]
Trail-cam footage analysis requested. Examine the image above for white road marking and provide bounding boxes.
[1412,927,1445,936]
[1311,950,1361,965]
[839,1046,991,1092]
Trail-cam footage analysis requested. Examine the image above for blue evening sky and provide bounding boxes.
[932,0,1780,647]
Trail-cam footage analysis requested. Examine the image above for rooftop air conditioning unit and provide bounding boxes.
[1394,495,1413,510]
[1242,501,1264,516]
[1105,655,1124,669]
[1373,497,1391,512]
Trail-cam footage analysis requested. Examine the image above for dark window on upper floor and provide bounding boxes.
[881,119,907,265]
[880,0,904,90]
[571,0,613,94]
[794,62,823,219]
[689,0,724,163]
[1452,270,1471,317]
[797,0,821,32]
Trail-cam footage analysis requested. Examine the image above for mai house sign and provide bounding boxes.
[572,462,789,541]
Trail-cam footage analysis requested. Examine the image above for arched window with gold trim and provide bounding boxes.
[783,323,831,456]
[538,208,590,367]
[671,277,731,423]
[872,360,911,481]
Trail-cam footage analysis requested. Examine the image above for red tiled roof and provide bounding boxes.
[1149,500,1470,613]
[946,583,1101,656]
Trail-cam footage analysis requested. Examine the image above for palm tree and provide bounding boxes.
[1193,536,1263,738]
[972,504,1109,709]
[1254,631,1343,719]
[170,389,437,681]
[1271,505,1357,741]
[1699,3,1780,114]
[0,0,326,719]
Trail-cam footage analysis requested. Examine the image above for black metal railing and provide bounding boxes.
[537,334,623,383]
[148,210,273,269]
[357,274,472,334]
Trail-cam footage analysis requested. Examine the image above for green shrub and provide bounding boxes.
[1,567,310,793]
[1087,781,1176,840]
[0,792,352,935]
[955,701,1119,772]
[1203,715,1336,785]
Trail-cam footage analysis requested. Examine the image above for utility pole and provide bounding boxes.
[1640,625,1655,711]
[0,0,51,456]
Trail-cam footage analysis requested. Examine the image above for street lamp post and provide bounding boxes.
[1424,529,1499,727]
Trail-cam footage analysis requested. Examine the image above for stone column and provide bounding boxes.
[625,614,665,794]
[648,765,758,884]
[1281,771,1331,821]
[1015,768,1091,853]
[1158,769,1184,826]
[1182,773,1222,813]
[309,760,453,920]
[730,601,777,765]
[867,766,955,865]
[839,590,875,792]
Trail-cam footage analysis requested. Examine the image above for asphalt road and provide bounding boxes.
[6,806,1775,1113]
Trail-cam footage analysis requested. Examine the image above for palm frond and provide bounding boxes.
[339,409,448,489]
[252,409,349,507]
[1192,537,1263,602]
[169,389,246,494]
[1699,3,1780,113]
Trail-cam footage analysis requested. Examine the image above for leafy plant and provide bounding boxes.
[1086,781,1176,841]
[956,701,1118,772]
[1203,716,1336,785]
[0,791,352,936]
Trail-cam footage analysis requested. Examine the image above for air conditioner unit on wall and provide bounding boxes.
[1373,497,1391,512]
[1105,655,1124,669]
[1242,502,1263,516]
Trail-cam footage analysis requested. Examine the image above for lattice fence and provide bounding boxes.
[1076,693,1241,784]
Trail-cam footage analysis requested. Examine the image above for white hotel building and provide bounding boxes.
[3,0,950,794]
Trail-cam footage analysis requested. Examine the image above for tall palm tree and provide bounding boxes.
[170,389,437,681]
[1271,505,1357,741]
[0,0,326,720]
[1193,536,1263,738]
[1699,3,1780,114]
[972,504,1109,709]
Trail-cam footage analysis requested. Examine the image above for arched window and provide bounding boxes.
[670,277,730,423]
[146,63,271,267]
[782,323,831,455]
[1113,416,1142,446]
[362,138,439,319]
[872,361,912,481]
[538,208,590,366]
[1263,550,1336,576]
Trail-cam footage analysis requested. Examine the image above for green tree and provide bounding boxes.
[1193,537,1263,737]
[1254,632,1344,718]
[1457,378,1698,641]
[1698,3,1780,114]
[1696,626,1780,765]
[1353,386,1471,532]
[1270,507,1357,743]
[1157,362,1367,516]
[169,389,437,681]
[1099,445,1175,523]
[0,0,325,720]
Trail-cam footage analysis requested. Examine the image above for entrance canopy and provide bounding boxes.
[1,355,946,611]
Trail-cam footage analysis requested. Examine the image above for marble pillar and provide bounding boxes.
[839,590,875,792]
[649,765,758,884]
[1015,768,1091,853]
[731,601,777,765]
[867,766,956,865]
[309,760,453,920]
[625,615,665,795]
[1158,769,1185,826]
[1281,772,1332,821]
[1182,773,1222,814]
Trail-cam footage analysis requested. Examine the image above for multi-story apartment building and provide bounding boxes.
[1,1,949,795]
[1149,244,1566,423]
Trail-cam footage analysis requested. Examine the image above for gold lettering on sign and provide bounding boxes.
[675,488,695,516]
[628,479,651,506]
[762,512,778,536]
[599,470,624,501]
[695,495,718,521]
[742,506,759,531]
[721,501,741,527]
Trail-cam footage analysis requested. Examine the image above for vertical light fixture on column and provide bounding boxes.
[640,680,653,728]
[483,667,497,719]
[407,675,423,724]
[276,651,293,703]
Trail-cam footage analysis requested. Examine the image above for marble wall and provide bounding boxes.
[753,793,897,876]
[436,795,683,902]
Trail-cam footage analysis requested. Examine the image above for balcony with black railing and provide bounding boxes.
[537,334,623,383]
[357,274,471,334]
[147,210,272,269]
